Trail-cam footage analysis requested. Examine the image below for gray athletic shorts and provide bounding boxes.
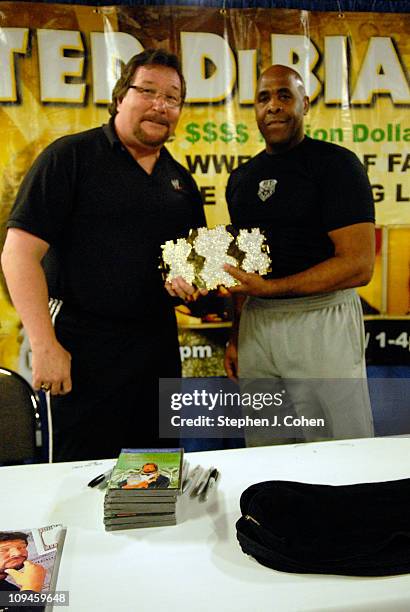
[238,289,374,446]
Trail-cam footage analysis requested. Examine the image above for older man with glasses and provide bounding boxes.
[2,49,205,461]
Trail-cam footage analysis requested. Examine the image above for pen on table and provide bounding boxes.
[182,464,200,494]
[87,469,113,488]
[181,460,190,493]
[196,467,214,497]
[189,466,205,496]
[201,469,220,502]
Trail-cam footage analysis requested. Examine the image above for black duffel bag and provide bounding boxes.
[236,478,410,576]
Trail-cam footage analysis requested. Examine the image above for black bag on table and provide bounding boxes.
[236,478,410,576]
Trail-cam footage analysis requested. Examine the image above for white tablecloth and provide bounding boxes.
[1,437,410,611]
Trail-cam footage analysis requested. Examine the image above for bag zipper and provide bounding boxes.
[244,514,260,526]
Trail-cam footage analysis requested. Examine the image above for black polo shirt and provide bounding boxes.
[226,136,375,279]
[8,120,205,320]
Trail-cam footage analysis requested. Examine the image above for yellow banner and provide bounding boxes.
[0,4,409,371]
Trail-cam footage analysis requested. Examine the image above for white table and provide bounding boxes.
[1,437,410,612]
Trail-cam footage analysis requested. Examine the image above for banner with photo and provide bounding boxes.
[0,3,409,377]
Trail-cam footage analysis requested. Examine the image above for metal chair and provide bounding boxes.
[0,367,44,464]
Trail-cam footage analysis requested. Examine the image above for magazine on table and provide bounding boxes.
[0,525,66,611]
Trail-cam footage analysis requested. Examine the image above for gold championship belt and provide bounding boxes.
[160,225,271,290]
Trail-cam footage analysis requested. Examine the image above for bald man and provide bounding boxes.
[223,65,375,445]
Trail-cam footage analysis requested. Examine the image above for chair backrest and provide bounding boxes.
[0,367,41,464]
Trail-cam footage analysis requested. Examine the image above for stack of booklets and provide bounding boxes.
[104,448,183,531]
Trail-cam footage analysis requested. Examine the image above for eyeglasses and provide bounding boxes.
[128,85,182,109]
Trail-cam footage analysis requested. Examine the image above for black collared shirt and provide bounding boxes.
[8,119,205,320]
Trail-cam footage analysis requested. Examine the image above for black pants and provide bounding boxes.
[51,307,181,462]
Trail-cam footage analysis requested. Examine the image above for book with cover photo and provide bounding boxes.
[105,490,179,499]
[104,512,175,526]
[106,448,183,497]
[0,525,66,611]
[104,502,176,513]
[104,494,177,503]
[105,517,176,531]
